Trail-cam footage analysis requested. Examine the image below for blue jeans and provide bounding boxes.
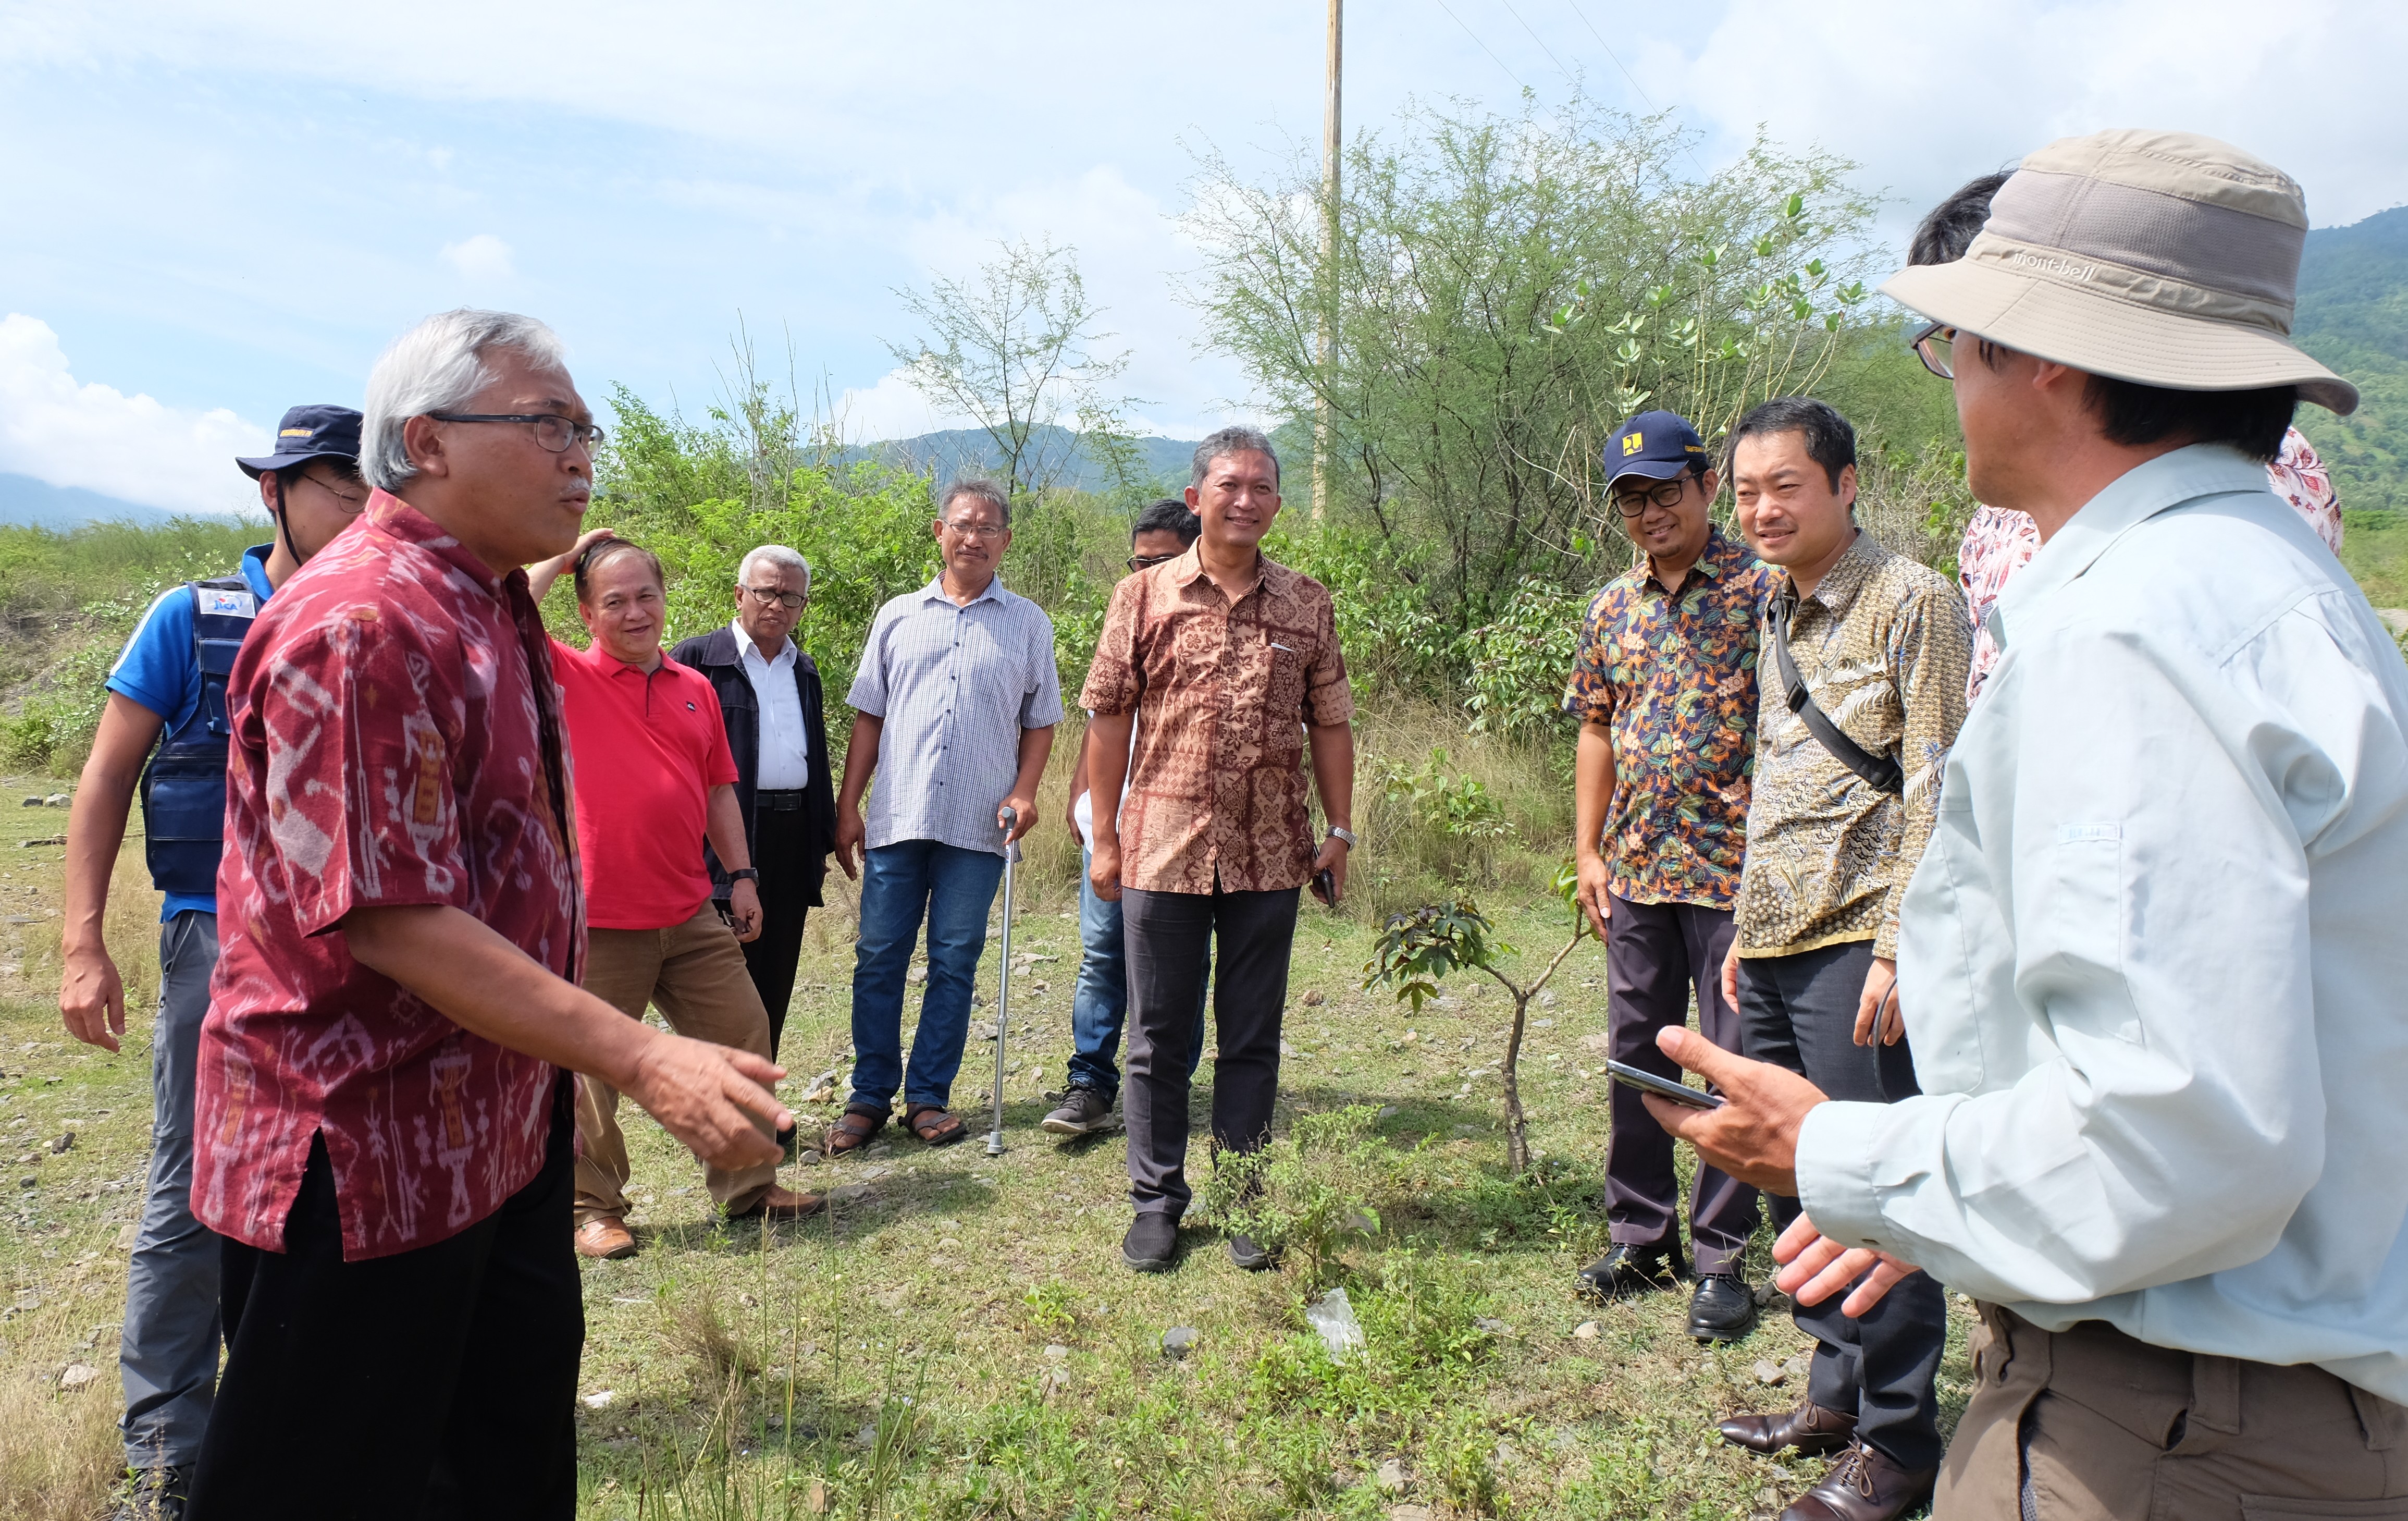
[847,840,1006,1114]
[1066,846,1206,1102]
[122,910,223,1468]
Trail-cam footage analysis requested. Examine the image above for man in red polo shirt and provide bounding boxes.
[187,310,789,1520]
[530,531,822,1260]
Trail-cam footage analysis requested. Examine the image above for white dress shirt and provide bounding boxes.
[1797,445,2408,1402]
[732,619,810,791]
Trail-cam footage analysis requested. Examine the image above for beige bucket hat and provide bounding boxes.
[1882,128,2357,415]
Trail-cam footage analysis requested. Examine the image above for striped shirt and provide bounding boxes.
[848,575,1062,856]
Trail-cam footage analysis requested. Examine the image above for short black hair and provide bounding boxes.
[1908,171,2012,267]
[1131,497,1201,545]
[2083,377,2296,462]
[574,537,665,604]
[1725,397,1858,494]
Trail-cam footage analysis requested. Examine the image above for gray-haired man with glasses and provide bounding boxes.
[671,545,844,1060]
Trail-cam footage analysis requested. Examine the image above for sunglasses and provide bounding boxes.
[1127,551,1182,571]
[1911,323,1958,381]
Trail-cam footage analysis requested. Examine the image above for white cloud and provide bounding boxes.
[830,368,954,444]
[439,232,514,283]
[0,314,262,513]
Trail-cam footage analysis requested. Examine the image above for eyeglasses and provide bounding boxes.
[1127,551,1181,571]
[942,520,1007,539]
[1911,323,1957,381]
[292,470,369,515]
[742,585,806,610]
[427,412,607,453]
[1611,477,1691,517]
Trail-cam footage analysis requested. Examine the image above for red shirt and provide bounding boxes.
[196,493,583,1261]
[550,639,738,930]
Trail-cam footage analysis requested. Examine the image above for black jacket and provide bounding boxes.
[669,626,838,907]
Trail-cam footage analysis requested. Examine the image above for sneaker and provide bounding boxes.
[1041,1086,1116,1137]
[112,1466,193,1520]
[1122,1212,1179,1273]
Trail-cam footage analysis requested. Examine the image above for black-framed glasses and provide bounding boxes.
[742,584,806,611]
[427,412,606,453]
[1611,476,1691,517]
[1127,551,1181,571]
[1911,322,1957,381]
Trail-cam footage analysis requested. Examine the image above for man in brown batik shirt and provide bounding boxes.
[1081,425,1355,1276]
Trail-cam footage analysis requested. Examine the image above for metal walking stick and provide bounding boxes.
[985,805,1020,1156]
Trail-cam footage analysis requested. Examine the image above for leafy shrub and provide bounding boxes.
[1463,578,1593,743]
[1201,1105,1391,1290]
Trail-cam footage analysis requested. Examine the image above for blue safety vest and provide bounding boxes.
[139,576,261,899]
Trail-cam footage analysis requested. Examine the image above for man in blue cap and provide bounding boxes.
[1561,408,1776,1340]
[57,403,365,1519]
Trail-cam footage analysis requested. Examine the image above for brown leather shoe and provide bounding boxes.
[1778,1441,1936,1521]
[1717,1399,1858,1457]
[728,1185,826,1222]
[574,1216,637,1259]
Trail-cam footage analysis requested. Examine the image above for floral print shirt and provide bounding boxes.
[1735,532,1971,961]
[196,493,582,1260]
[1560,526,1779,908]
[1960,426,2342,703]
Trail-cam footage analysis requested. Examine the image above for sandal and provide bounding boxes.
[825,1106,886,1157]
[905,1104,967,1147]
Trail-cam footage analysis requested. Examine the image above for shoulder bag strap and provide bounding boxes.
[1769,593,1904,795]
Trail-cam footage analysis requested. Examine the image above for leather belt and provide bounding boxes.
[756,789,808,813]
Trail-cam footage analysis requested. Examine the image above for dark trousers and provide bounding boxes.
[738,804,817,1059]
[1737,939,1946,1473]
[1603,894,1759,1274]
[1122,884,1300,1217]
[188,1105,583,1520]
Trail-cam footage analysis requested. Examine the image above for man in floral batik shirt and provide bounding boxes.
[1563,409,1780,1342]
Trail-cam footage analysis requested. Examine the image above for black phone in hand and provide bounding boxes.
[1607,1060,1724,1109]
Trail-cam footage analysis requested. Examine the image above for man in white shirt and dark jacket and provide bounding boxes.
[672,544,844,1058]
[1650,129,2408,1521]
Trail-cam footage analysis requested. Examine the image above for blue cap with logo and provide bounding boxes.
[1603,409,1710,487]
[236,404,363,481]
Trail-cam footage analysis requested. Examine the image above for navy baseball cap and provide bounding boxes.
[1604,409,1710,487]
[236,404,363,480]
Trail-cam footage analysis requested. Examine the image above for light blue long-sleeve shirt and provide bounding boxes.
[1798,444,2408,1403]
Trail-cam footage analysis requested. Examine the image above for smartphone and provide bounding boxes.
[1311,867,1338,909]
[1606,1060,1725,1110]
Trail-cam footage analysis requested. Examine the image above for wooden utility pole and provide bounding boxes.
[1314,0,1341,521]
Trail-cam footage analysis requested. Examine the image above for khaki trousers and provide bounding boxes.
[1938,1304,2408,1520]
[575,904,777,1224]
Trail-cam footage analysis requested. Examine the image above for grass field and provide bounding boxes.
[0,762,1977,1520]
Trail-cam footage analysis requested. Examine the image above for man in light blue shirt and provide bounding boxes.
[1649,131,2408,1520]
[829,477,1060,1154]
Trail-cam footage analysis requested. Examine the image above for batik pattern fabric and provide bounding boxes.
[1735,532,1970,961]
[195,491,583,1261]
[1079,547,1353,894]
[1959,426,2342,702]
[1559,525,1779,908]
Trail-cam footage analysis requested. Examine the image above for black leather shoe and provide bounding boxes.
[1778,1440,1936,1521]
[1687,1272,1759,1342]
[1575,1242,1688,1300]
[1717,1399,1858,1457]
[1122,1213,1178,1273]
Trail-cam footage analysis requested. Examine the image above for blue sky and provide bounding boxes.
[3,0,2401,514]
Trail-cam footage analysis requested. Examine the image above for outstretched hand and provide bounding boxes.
[1638,1025,1827,1196]
[620,1029,789,1173]
[1774,1211,1923,1318]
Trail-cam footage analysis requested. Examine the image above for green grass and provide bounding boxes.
[0,766,1978,1520]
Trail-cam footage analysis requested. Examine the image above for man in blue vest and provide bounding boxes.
[57,404,365,1519]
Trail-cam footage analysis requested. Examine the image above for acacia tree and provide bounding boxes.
[1185,94,1879,635]
[886,238,1145,503]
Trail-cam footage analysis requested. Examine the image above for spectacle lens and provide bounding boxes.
[1127,553,1180,571]
[1912,323,1957,381]
[945,521,1007,539]
[1613,478,1688,517]
[745,586,805,610]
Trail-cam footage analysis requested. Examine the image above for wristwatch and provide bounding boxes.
[727,867,761,882]
[1327,826,1357,850]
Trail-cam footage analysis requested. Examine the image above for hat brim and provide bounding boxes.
[1606,458,1701,487]
[235,447,357,481]
[1880,261,2358,416]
